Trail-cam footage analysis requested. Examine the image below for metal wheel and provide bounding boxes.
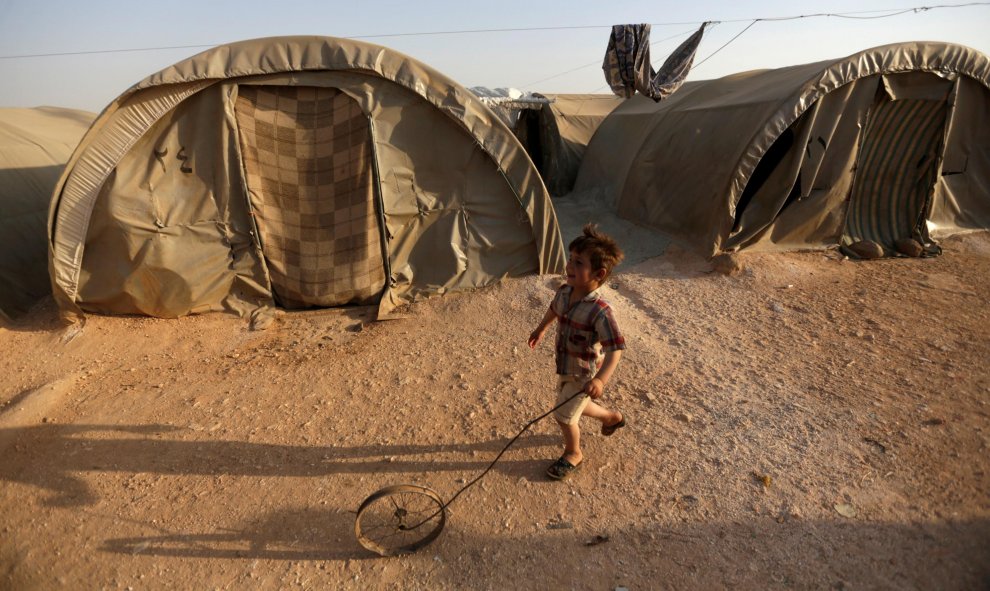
[354,484,447,556]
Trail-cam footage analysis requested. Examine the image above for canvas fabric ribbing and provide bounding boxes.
[843,98,949,251]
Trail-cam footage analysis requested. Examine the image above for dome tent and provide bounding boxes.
[514,93,624,197]
[574,42,990,256]
[49,36,565,320]
[0,107,94,320]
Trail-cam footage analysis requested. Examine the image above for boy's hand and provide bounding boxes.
[583,377,605,399]
[527,329,545,349]
[530,307,556,350]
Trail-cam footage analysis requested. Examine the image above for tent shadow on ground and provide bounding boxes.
[0,423,558,507]
[96,511,990,588]
[99,506,369,561]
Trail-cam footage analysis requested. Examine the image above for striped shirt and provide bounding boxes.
[551,285,626,377]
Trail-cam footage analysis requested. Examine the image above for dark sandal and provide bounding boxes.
[546,456,582,480]
[601,416,627,436]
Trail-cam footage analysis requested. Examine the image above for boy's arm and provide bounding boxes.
[527,306,557,349]
[584,350,622,399]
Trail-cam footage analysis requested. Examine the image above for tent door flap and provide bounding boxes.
[234,84,387,308]
[843,95,949,252]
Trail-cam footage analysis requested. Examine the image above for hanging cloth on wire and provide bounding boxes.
[603,23,708,101]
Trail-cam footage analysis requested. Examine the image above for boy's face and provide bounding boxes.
[566,249,606,291]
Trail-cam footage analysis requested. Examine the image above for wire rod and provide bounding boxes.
[397,388,586,532]
[522,26,702,88]
[0,2,985,60]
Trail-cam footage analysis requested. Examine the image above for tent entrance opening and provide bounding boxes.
[842,95,949,251]
[235,85,386,309]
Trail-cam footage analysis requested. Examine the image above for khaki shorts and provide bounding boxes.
[553,375,591,425]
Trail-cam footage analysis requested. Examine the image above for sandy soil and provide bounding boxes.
[1,232,989,590]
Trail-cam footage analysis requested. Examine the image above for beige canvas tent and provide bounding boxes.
[575,42,990,256]
[514,94,624,196]
[48,36,565,320]
[0,107,94,320]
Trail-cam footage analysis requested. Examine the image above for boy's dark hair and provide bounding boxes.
[568,223,624,280]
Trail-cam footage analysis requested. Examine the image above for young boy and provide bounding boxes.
[528,224,626,480]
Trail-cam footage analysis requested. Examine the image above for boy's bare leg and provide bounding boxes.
[557,420,582,465]
[582,400,623,428]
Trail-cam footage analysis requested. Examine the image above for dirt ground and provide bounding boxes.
[1,231,989,590]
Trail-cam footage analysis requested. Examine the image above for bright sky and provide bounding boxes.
[0,0,986,112]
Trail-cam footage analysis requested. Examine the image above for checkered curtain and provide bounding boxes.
[235,85,386,308]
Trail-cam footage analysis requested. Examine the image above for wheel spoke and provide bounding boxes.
[355,485,447,556]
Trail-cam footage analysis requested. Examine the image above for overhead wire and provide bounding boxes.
[692,20,759,69]
[0,1,985,62]
[0,43,222,60]
[586,2,985,93]
[522,26,702,88]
